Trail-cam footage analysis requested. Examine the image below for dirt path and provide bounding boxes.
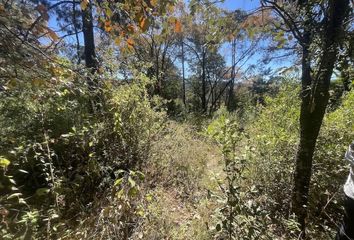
[135,122,224,240]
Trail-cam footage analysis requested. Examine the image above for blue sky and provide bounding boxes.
[221,0,260,11]
[214,0,294,76]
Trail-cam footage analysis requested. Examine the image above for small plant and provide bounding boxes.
[207,109,270,239]
[0,157,39,239]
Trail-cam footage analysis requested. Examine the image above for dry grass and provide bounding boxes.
[59,121,224,240]
[132,121,224,240]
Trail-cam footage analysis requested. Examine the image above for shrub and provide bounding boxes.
[0,65,166,238]
[207,108,276,240]
[308,89,354,235]
[212,80,353,239]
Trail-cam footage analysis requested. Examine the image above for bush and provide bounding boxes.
[308,89,354,235]
[0,65,166,238]
[109,77,166,169]
[245,81,300,217]
[211,80,354,239]
[207,108,277,240]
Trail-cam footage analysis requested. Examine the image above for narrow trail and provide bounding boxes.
[138,122,224,239]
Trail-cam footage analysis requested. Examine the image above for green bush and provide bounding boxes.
[0,65,166,238]
[207,108,277,240]
[110,77,166,169]
[213,80,353,239]
[308,89,354,234]
[245,81,300,217]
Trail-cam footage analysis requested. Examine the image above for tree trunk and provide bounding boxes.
[201,50,207,113]
[227,38,236,111]
[181,39,186,106]
[82,2,98,75]
[81,1,99,111]
[292,0,350,235]
[154,56,161,95]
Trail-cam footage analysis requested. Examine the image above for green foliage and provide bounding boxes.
[62,169,149,239]
[209,80,353,239]
[243,82,353,237]
[307,90,354,234]
[110,77,166,168]
[0,63,166,238]
[246,81,300,215]
[1,0,353,238]
[0,157,10,168]
[207,108,273,239]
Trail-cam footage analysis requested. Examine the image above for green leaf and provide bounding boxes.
[117,188,124,199]
[128,176,136,187]
[128,186,138,197]
[7,193,22,199]
[9,178,16,185]
[36,188,50,196]
[0,157,10,168]
[136,171,145,180]
[19,198,27,205]
[145,194,153,202]
[114,178,123,186]
[116,169,126,176]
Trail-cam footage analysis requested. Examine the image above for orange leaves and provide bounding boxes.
[114,37,121,46]
[150,0,158,7]
[118,37,135,54]
[47,28,59,41]
[36,4,49,21]
[80,0,89,10]
[127,24,135,34]
[167,17,183,33]
[97,0,177,36]
[226,33,234,42]
[104,20,112,32]
[32,23,59,42]
[240,10,272,30]
[114,36,136,54]
[139,17,150,32]
[36,4,47,13]
[127,38,135,50]
[174,19,182,33]
[96,0,178,50]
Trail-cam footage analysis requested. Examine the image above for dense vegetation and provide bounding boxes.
[0,0,353,239]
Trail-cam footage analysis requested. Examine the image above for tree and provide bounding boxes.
[336,31,354,93]
[180,1,223,113]
[119,19,180,97]
[30,0,179,111]
[261,0,352,235]
[175,2,188,106]
[0,0,56,89]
